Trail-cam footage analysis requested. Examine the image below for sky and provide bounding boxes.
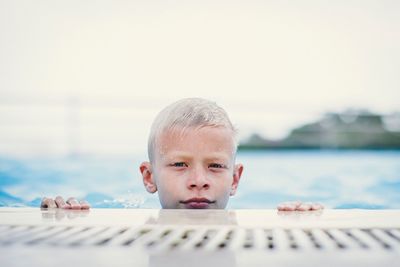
[0,0,399,157]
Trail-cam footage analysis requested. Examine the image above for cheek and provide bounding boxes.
[156,169,183,192]
[213,173,233,192]
[155,171,183,208]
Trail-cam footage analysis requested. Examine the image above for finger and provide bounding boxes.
[297,203,312,211]
[277,204,287,211]
[40,197,48,208]
[41,197,57,209]
[277,202,289,211]
[79,200,90,210]
[55,196,70,209]
[311,203,324,210]
[66,197,81,210]
[277,202,297,211]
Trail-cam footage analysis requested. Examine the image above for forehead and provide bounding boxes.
[155,126,235,159]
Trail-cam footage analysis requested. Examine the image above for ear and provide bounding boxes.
[140,161,157,193]
[230,163,243,196]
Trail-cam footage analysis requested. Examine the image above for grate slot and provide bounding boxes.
[202,228,234,250]
[87,227,129,246]
[169,229,195,249]
[146,229,172,247]
[384,229,400,243]
[100,227,150,246]
[341,229,369,249]
[1,226,35,243]
[241,229,254,249]
[0,225,26,235]
[0,225,41,243]
[393,229,400,239]
[323,229,347,249]
[68,227,110,246]
[97,227,136,246]
[285,229,300,250]
[0,225,15,235]
[1,226,55,245]
[193,229,217,249]
[216,229,235,249]
[121,228,151,246]
[204,229,228,250]
[179,228,209,250]
[149,228,189,252]
[273,228,290,250]
[290,229,320,251]
[328,229,359,249]
[45,226,94,246]
[264,229,275,250]
[348,229,387,250]
[42,227,92,246]
[25,226,71,245]
[303,230,323,249]
[371,229,399,250]
[227,228,244,250]
[310,229,338,250]
[362,229,392,250]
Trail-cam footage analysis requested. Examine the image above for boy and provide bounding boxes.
[41,98,323,211]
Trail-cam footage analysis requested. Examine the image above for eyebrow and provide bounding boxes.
[165,152,231,162]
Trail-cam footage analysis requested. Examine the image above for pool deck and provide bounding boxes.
[0,208,399,267]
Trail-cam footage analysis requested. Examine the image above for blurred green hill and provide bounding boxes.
[239,110,400,150]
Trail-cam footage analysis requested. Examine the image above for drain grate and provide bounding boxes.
[1,225,399,252]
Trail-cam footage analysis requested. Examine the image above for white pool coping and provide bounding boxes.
[1,208,400,228]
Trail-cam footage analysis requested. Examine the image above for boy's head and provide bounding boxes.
[140,98,243,209]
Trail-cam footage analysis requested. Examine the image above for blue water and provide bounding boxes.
[1,150,399,209]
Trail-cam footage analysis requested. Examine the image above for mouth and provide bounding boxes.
[180,198,215,209]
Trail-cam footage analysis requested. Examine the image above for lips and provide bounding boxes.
[180,198,215,209]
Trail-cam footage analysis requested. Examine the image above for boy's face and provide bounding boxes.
[140,126,243,209]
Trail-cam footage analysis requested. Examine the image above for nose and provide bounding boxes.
[187,167,210,190]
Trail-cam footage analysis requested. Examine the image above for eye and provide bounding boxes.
[171,162,188,167]
[209,163,225,169]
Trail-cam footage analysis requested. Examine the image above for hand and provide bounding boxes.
[40,196,90,210]
[277,201,323,211]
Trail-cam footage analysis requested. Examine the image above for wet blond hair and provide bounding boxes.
[148,98,238,163]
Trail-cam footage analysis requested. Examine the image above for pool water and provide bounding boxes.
[1,150,399,209]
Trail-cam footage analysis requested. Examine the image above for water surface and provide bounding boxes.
[1,150,399,209]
